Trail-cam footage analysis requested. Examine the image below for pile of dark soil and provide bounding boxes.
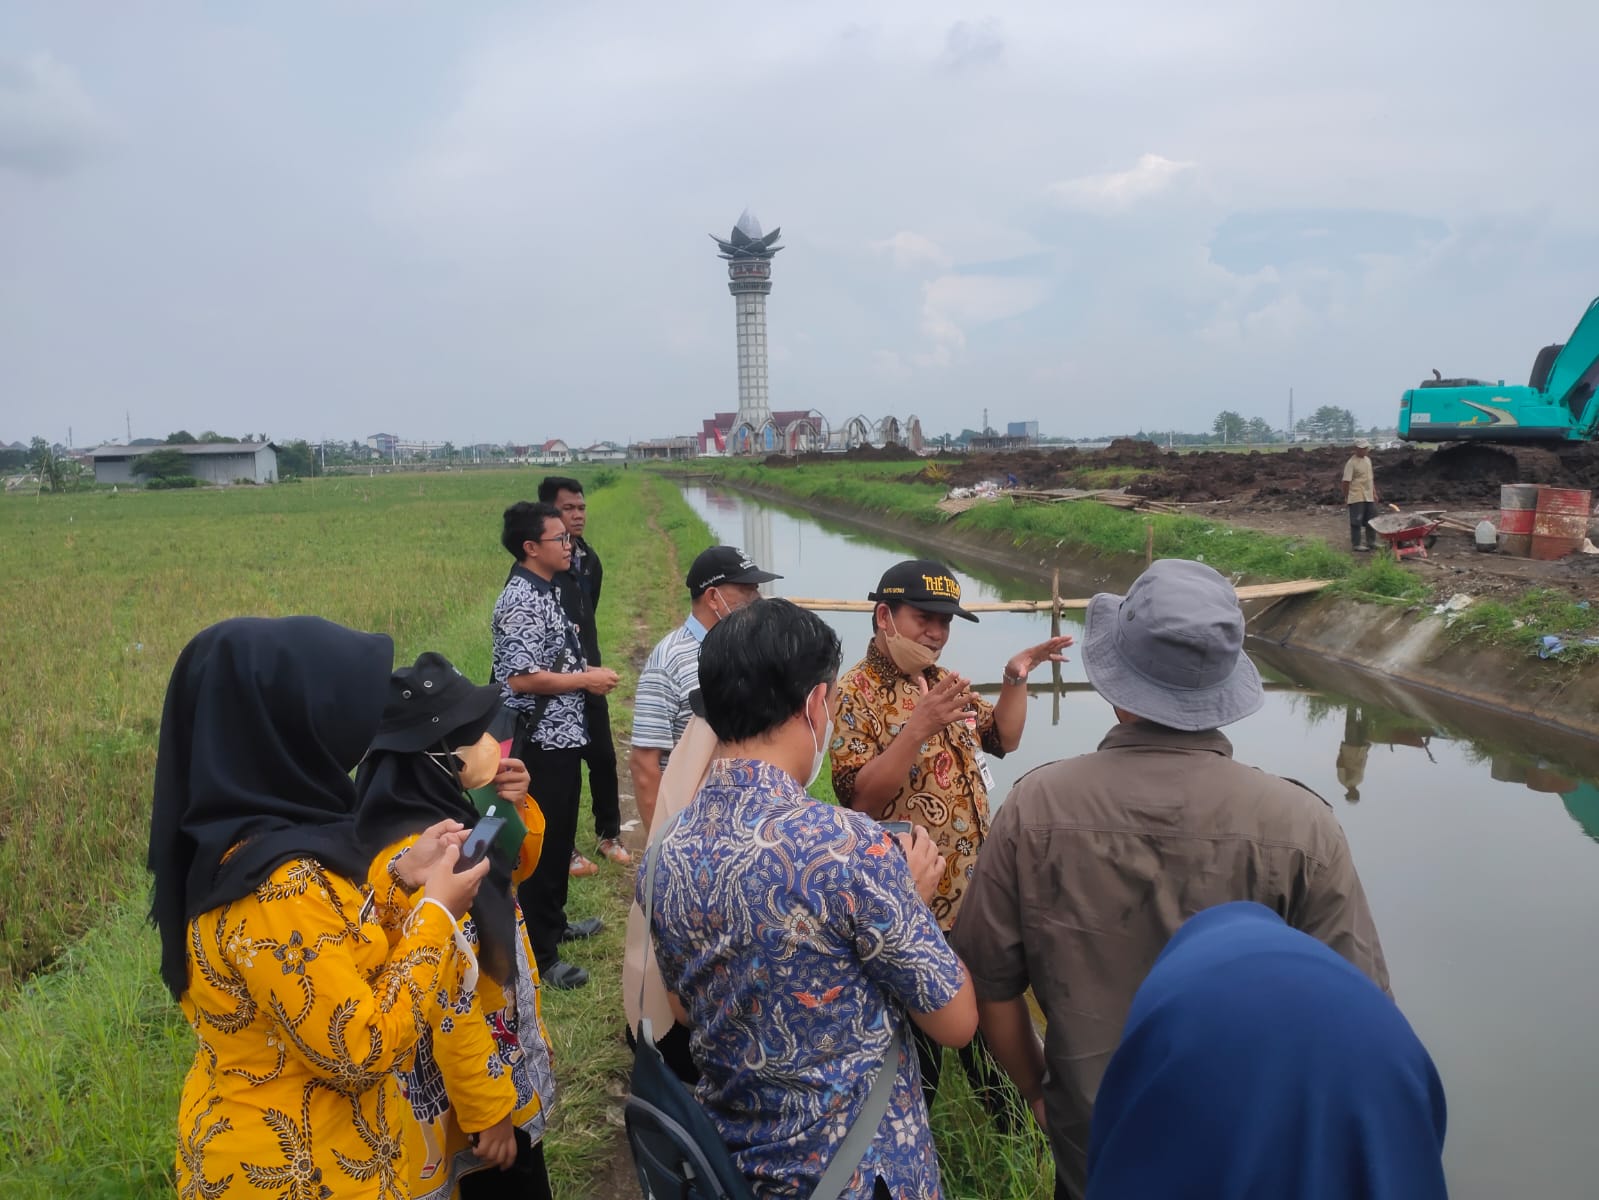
[1133,443,1599,507]
[916,448,1082,488]
[901,439,1599,508]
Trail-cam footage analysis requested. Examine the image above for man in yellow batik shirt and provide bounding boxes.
[828,558,1071,1128]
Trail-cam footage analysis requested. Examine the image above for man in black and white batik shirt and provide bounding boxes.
[493,500,619,989]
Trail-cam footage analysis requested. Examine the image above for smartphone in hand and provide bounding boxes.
[880,821,914,837]
[456,816,507,872]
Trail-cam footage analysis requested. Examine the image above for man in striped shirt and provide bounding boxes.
[628,545,780,826]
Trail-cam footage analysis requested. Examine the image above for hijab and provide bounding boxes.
[148,616,394,1000]
[353,744,519,986]
[1087,902,1448,1200]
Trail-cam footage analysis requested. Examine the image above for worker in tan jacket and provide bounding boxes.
[1342,437,1379,551]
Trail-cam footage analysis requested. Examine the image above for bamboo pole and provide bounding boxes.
[786,578,1330,614]
[1144,522,1155,567]
[970,679,1316,696]
[1050,569,1063,726]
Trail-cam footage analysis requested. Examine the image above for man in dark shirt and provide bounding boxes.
[539,475,630,874]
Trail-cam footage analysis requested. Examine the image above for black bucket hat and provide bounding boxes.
[868,559,978,622]
[367,651,504,754]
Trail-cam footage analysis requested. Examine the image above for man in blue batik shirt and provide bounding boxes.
[493,499,619,990]
[642,598,977,1200]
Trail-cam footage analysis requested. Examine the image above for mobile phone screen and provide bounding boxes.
[880,821,913,837]
[456,815,507,871]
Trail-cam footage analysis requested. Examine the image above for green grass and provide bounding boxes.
[1326,552,1433,605]
[1059,465,1155,490]
[929,1053,1055,1198]
[1448,587,1599,667]
[0,468,712,1195]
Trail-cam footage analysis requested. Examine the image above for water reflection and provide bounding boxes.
[677,483,1599,1199]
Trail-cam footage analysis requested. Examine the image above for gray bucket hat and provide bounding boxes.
[1082,559,1264,730]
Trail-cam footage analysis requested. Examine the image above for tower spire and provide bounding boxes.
[711,211,783,454]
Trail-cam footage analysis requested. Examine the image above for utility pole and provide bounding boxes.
[1287,387,1294,442]
[125,411,132,443]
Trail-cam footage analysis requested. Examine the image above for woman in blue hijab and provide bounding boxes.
[1087,902,1448,1200]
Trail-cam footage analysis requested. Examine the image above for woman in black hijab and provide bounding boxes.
[149,617,492,1200]
[355,651,558,1200]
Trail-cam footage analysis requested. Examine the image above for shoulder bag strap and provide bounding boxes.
[809,1021,904,1200]
[516,693,553,749]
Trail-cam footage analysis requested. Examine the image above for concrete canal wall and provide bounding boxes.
[711,480,1599,748]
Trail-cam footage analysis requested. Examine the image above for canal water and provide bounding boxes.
[679,484,1599,1200]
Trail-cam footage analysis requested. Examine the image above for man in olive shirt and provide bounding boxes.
[1342,437,1379,551]
[953,559,1389,1200]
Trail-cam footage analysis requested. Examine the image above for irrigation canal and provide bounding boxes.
[679,482,1599,1200]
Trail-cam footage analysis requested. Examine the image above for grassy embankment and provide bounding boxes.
[0,468,705,1195]
[0,466,1050,1199]
[686,458,1599,668]
[678,458,1435,604]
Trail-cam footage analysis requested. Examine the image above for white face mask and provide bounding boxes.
[804,684,829,788]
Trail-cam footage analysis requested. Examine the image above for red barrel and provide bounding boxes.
[1529,486,1592,560]
[1498,483,1538,535]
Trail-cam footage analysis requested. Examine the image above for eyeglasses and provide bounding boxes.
[538,531,572,545]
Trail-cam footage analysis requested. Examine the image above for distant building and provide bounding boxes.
[630,436,698,462]
[365,433,444,461]
[699,412,735,455]
[577,441,627,463]
[531,439,572,465]
[968,432,1033,452]
[89,442,279,485]
[1007,420,1040,440]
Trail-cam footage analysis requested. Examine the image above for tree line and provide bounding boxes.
[1129,405,1380,447]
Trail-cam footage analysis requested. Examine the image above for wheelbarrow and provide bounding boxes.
[1368,510,1443,560]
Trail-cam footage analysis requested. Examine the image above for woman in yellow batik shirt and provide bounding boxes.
[149,617,491,1200]
[356,652,558,1200]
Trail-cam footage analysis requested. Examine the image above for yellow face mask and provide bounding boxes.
[452,731,501,790]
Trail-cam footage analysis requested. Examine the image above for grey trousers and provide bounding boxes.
[1348,500,1377,547]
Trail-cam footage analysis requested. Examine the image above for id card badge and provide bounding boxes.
[975,749,996,794]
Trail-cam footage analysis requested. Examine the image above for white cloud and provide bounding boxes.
[943,18,1003,69]
[916,274,1049,365]
[0,52,108,176]
[1049,153,1195,214]
[872,349,911,379]
[873,231,953,271]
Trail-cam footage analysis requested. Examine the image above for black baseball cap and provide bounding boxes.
[868,559,978,622]
[686,545,783,596]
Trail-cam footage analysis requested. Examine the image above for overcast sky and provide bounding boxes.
[3,1,1595,448]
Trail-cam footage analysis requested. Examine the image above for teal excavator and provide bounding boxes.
[1398,297,1599,443]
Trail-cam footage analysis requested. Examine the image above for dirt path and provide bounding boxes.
[586,478,680,1199]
